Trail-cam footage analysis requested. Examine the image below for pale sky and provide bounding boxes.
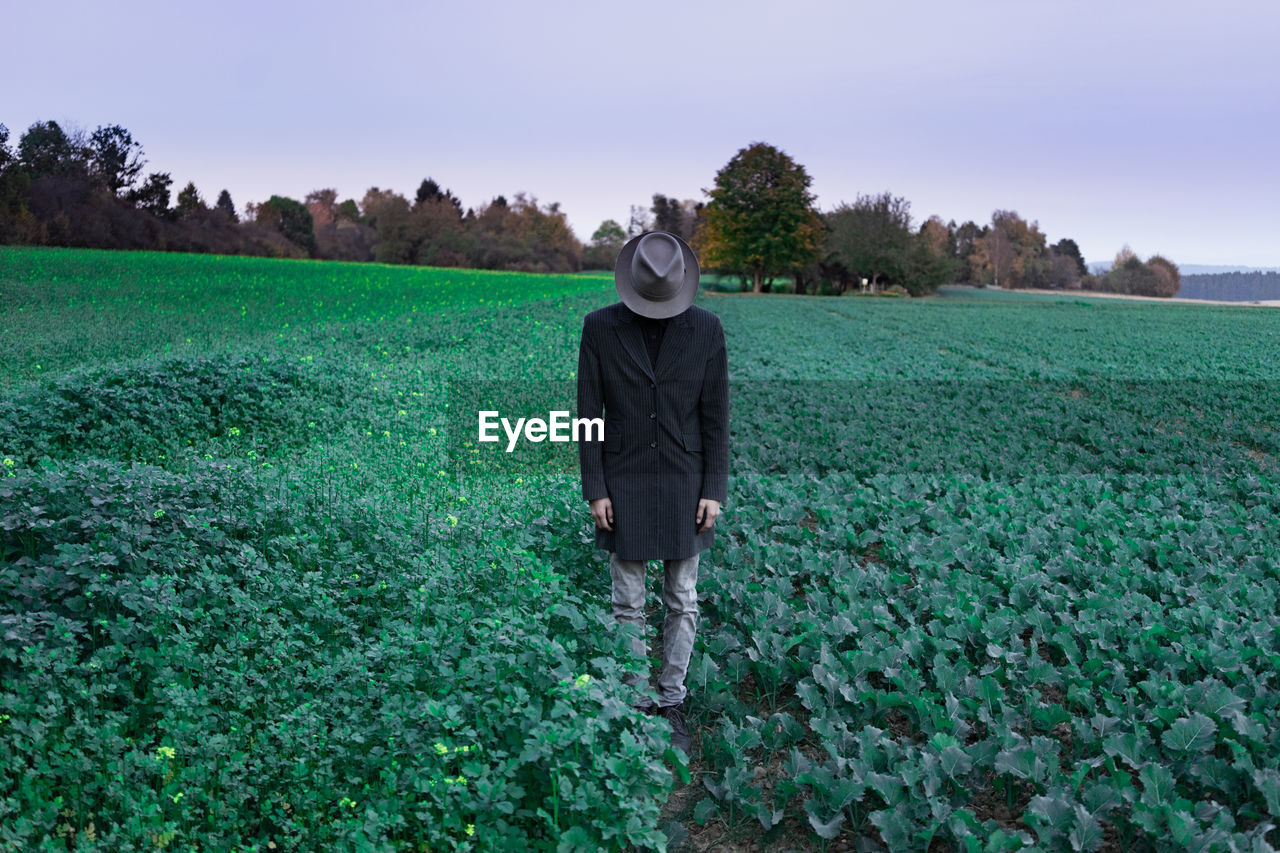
[7,0,1279,266]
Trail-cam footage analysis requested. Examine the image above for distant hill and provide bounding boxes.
[1179,264,1280,275]
[1178,271,1280,302]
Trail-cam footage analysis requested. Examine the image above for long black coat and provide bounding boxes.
[577,302,730,560]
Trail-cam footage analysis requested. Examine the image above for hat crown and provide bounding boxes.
[614,229,698,319]
[629,232,685,302]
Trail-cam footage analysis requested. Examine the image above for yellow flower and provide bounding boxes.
[466,824,475,836]
[156,746,176,760]
[574,673,591,688]
[434,742,449,755]
[447,516,458,526]
[228,427,241,436]
[2,458,13,468]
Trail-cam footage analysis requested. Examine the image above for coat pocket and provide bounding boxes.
[682,431,703,452]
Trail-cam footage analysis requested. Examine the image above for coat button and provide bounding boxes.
[650,441,657,448]
[649,412,656,419]
[650,383,656,389]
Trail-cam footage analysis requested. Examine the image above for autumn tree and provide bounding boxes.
[1101,251,1180,297]
[306,191,373,261]
[970,210,1049,288]
[1114,245,1137,268]
[305,188,338,228]
[1147,255,1181,297]
[507,194,581,272]
[1105,256,1157,295]
[467,192,580,272]
[918,215,952,257]
[908,215,959,293]
[361,187,414,263]
[410,182,466,267]
[699,142,823,293]
[1049,253,1082,289]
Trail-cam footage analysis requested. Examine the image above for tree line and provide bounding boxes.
[0,120,1181,296]
[0,120,582,272]
[664,142,1181,297]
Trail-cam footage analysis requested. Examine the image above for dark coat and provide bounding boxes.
[577,302,730,560]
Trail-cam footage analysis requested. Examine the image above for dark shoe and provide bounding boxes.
[659,702,692,755]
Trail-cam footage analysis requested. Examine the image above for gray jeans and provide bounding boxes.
[609,551,700,709]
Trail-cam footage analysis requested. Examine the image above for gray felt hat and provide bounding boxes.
[614,230,700,319]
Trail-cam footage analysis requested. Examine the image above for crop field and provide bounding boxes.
[2,246,1280,852]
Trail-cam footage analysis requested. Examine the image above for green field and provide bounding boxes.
[2,246,1279,852]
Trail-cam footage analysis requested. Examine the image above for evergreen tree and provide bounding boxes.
[1052,238,1088,276]
[215,189,238,222]
[175,181,204,219]
[416,178,443,205]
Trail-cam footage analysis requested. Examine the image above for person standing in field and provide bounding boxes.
[576,230,730,758]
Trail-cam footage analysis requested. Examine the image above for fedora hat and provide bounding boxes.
[614,230,700,319]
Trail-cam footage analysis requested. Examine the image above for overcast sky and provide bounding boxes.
[8,1,1279,266]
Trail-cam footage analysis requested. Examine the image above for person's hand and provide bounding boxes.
[590,497,614,531]
[696,498,721,533]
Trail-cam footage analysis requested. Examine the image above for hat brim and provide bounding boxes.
[614,231,700,319]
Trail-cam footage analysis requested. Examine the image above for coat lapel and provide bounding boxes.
[612,304,694,380]
[652,310,693,379]
[612,308,655,380]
